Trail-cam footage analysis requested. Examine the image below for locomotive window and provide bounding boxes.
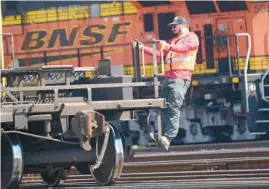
[217,1,248,12]
[158,12,175,41]
[4,1,18,14]
[204,24,215,69]
[185,1,217,14]
[6,1,17,10]
[194,31,203,64]
[138,1,171,7]
[143,13,154,32]
[5,1,97,14]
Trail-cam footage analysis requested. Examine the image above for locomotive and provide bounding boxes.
[2,0,268,144]
[1,1,269,188]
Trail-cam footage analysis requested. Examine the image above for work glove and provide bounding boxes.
[159,40,171,51]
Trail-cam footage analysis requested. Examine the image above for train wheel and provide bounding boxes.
[1,134,24,189]
[91,124,124,186]
[41,168,67,187]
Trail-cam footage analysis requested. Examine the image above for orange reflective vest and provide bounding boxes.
[164,36,198,71]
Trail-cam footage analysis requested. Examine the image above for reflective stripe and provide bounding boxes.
[165,34,198,71]
[171,56,196,63]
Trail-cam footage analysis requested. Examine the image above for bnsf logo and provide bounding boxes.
[21,22,131,51]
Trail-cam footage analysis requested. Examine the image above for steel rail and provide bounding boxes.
[21,142,269,185]
[135,140,269,154]
[22,154,269,183]
[22,169,269,184]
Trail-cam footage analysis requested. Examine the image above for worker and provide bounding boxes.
[135,16,199,150]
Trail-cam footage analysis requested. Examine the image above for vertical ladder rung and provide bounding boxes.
[258,108,269,112]
[255,120,269,124]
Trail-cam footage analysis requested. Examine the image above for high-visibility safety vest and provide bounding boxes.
[164,36,198,71]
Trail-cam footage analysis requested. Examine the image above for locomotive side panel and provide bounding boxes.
[2,1,269,75]
[250,1,269,56]
[3,15,141,68]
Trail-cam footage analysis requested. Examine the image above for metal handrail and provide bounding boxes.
[152,39,165,76]
[1,33,15,68]
[235,33,251,113]
[132,39,166,98]
[152,39,159,98]
[132,39,165,78]
[141,46,146,77]
[261,69,269,102]
[160,50,165,75]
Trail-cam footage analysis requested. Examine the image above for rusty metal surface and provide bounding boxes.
[71,111,105,151]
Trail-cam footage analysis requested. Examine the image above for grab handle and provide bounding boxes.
[152,39,165,76]
[160,50,165,75]
[235,33,251,113]
[132,40,146,78]
[141,47,146,77]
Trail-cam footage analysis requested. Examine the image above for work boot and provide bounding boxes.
[158,135,171,151]
[149,133,171,150]
[149,132,158,142]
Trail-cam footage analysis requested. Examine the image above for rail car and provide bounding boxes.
[1,1,269,144]
[0,60,166,189]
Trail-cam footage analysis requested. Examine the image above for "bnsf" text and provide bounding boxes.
[21,22,130,51]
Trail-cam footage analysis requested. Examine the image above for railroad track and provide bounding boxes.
[137,140,269,153]
[20,178,269,189]
[22,140,269,184]
[23,169,269,183]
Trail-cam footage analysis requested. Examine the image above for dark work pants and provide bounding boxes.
[161,77,191,139]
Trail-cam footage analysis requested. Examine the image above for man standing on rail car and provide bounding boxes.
[134,16,199,150]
